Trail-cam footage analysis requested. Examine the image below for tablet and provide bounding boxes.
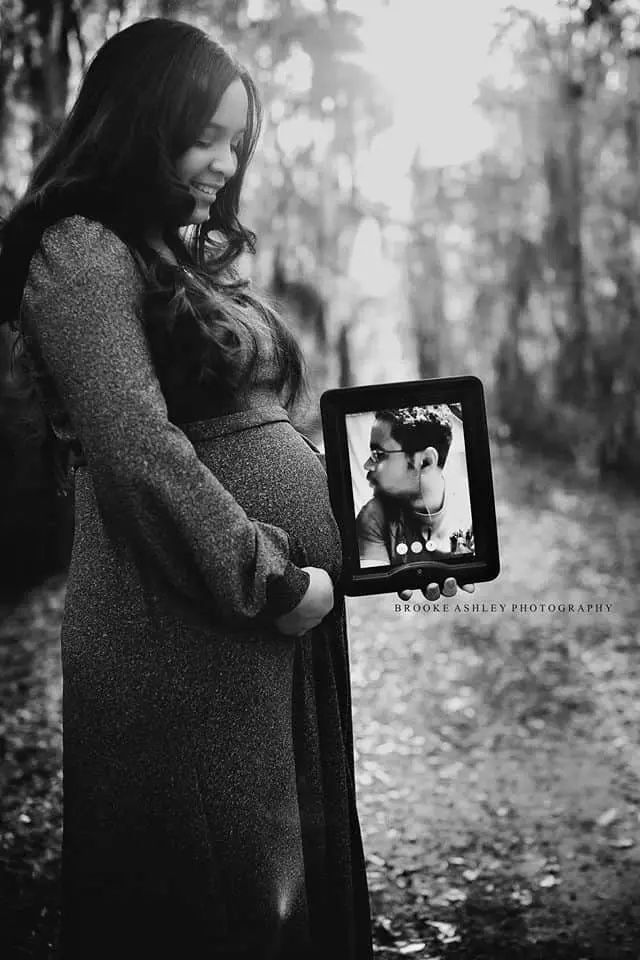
[320,376,500,596]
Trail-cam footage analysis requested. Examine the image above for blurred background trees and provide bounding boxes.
[2,0,640,596]
[471,0,640,476]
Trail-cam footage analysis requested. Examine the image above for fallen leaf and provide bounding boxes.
[429,921,460,943]
[596,807,619,827]
[414,884,433,898]
[511,888,534,906]
[610,837,634,849]
[520,854,548,878]
[375,742,397,755]
[443,887,467,903]
[368,853,386,868]
[539,874,561,888]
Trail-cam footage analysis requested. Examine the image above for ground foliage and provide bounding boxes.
[2,442,640,958]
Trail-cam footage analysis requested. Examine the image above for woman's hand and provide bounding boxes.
[397,577,476,602]
[275,567,334,636]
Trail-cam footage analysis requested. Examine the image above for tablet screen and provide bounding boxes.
[346,404,474,570]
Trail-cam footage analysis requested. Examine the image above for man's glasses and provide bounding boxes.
[367,448,407,464]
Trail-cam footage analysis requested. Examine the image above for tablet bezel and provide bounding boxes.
[320,375,500,596]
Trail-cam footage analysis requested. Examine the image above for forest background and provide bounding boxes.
[2,0,640,587]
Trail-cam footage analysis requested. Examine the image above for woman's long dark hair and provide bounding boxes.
[0,17,307,434]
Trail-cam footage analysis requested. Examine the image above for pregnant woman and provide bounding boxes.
[0,18,371,959]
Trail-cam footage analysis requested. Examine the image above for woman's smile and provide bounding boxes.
[191,180,219,198]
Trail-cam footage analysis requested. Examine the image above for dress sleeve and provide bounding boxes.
[20,216,310,623]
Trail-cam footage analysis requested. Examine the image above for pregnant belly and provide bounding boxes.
[185,413,343,581]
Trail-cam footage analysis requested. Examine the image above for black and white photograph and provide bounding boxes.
[347,404,474,569]
[1,0,640,958]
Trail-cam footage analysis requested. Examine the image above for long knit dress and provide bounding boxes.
[20,216,372,960]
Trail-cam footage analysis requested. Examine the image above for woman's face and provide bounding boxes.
[175,78,248,225]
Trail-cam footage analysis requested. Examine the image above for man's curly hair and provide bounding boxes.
[375,405,453,467]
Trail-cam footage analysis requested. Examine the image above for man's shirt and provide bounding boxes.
[356,484,473,568]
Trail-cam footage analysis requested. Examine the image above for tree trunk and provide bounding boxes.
[408,164,448,379]
[556,76,589,404]
[23,0,75,156]
[337,321,352,388]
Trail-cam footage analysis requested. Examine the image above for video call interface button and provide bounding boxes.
[396,543,408,556]
[410,541,423,553]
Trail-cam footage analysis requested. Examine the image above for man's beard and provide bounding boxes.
[374,487,418,519]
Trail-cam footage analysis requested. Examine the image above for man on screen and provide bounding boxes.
[356,405,474,568]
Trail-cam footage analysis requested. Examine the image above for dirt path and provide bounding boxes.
[2,443,640,958]
[348,445,640,958]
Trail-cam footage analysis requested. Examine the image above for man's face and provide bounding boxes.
[364,419,418,500]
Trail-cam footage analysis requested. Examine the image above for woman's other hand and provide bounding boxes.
[397,577,476,602]
[275,567,334,636]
